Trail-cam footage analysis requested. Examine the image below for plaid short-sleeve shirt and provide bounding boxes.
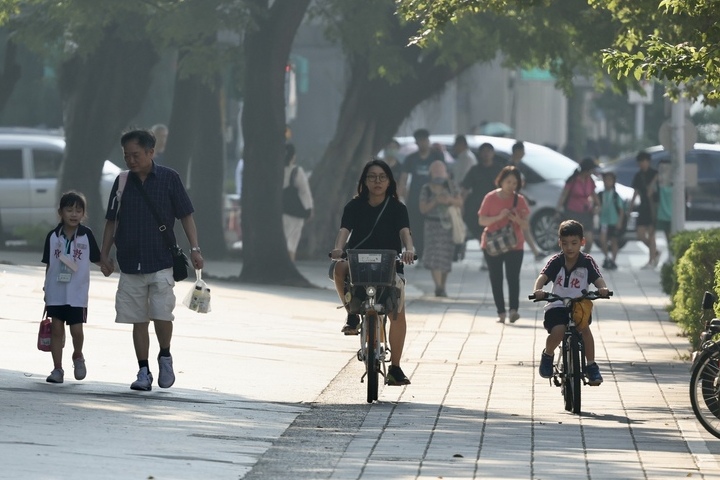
[105,162,194,274]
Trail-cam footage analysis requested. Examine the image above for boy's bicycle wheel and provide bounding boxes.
[563,336,582,414]
[365,311,379,403]
[690,345,720,438]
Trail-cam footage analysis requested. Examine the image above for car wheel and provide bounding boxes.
[531,208,561,252]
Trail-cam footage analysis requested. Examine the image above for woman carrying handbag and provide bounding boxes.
[478,166,531,324]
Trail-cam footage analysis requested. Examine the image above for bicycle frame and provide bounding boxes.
[344,249,408,403]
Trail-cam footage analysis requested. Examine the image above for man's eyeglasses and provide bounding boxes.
[366,174,388,182]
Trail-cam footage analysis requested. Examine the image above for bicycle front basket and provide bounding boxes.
[347,249,397,287]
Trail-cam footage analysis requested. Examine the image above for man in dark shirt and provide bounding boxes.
[398,128,444,258]
[101,129,204,392]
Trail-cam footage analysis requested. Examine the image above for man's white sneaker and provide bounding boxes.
[46,368,64,383]
[158,356,175,388]
[130,367,153,391]
[73,357,87,380]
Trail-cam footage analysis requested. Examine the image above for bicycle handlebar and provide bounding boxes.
[528,289,613,302]
[327,251,418,262]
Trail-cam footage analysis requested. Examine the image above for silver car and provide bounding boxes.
[394,134,636,252]
[0,130,120,238]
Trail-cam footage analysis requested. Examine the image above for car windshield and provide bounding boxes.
[521,145,578,181]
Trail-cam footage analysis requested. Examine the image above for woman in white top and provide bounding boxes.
[282,143,314,261]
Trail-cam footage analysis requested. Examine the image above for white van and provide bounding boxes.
[0,130,120,238]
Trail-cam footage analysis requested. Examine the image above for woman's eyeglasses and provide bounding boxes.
[366,174,388,182]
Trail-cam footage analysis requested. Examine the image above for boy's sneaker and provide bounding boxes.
[46,368,64,384]
[130,367,153,391]
[386,365,411,386]
[539,350,554,378]
[587,362,603,386]
[158,355,175,388]
[341,314,360,335]
[73,357,87,380]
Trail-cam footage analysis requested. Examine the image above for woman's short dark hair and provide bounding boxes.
[494,165,522,190]
[356,158,398,200]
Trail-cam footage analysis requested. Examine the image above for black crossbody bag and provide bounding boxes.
[129,175,189,282]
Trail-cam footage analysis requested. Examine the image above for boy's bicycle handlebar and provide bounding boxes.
[328,251,418,262]
[528,289,613,302]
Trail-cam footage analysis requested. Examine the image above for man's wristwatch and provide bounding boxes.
[191,247,202,254]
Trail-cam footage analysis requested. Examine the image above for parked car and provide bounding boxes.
[0,131,120,239]
[394,134,636,252]
[602,143,720,218]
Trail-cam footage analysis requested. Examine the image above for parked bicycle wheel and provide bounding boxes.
[365,311,379,403]
[690,345,720,438]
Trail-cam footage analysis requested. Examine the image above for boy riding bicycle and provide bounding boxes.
[532,220,610,386]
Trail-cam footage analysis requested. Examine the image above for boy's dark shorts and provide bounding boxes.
[543,307,592,333]
[46,305,87,326]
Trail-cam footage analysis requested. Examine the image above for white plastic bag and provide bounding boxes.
[182,269,212,313]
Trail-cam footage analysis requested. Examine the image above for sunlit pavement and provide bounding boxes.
[1,223,719,479]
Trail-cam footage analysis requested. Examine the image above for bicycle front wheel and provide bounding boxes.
[570,335,582,414]
[365,311,379,403]
[690,346,720,438]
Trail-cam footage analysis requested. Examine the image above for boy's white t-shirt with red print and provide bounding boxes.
[540,252,602,311]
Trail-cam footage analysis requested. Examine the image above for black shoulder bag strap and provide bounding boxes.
[129,174,177,250]
[350,196,390,249]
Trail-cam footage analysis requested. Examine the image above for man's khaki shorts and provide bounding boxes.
[115,268,176,324]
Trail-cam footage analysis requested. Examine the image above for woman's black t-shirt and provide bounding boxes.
[340,196,410,273]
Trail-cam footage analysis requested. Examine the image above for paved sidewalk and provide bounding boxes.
[1,241,720,479]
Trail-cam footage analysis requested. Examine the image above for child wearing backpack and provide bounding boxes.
[41,191,110,383]
[598,172,625,270]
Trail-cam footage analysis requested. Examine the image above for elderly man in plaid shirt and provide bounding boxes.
[100,129,204,391]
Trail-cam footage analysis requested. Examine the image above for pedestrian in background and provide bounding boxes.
[598,171,625,270]
[419,160,463,297]
[42,191,110,384]
[399,128,444,260]
[479,166,530,324]
[508,141,545,260]
[556,157,600,253]
[630,151,660,268]
[461,142,504,270]
[101,129,204,392]
[282,143,313,262]
[383,139,404,189]
[150,124,168,164]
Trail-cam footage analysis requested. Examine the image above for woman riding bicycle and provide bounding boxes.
[532,220,610,386]
[329,159,415,386]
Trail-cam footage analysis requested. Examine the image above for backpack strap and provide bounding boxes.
[112,171,129,237]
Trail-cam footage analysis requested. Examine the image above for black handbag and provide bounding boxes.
[129,175,189,282]
[282,166,311,219]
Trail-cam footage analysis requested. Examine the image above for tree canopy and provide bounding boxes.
[398,0,720,104]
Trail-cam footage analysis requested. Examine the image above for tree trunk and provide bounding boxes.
[239,0,312,285]
[0,37,21,112]
[187,78,226,258]
[164,55,201,180]
[59,25,158,233]
[302,53,473,258]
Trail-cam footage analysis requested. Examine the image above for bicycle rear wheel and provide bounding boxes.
[690,346,720,438]
[365,311,379,403]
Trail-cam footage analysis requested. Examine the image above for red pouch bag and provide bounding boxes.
[37,309,52,352]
